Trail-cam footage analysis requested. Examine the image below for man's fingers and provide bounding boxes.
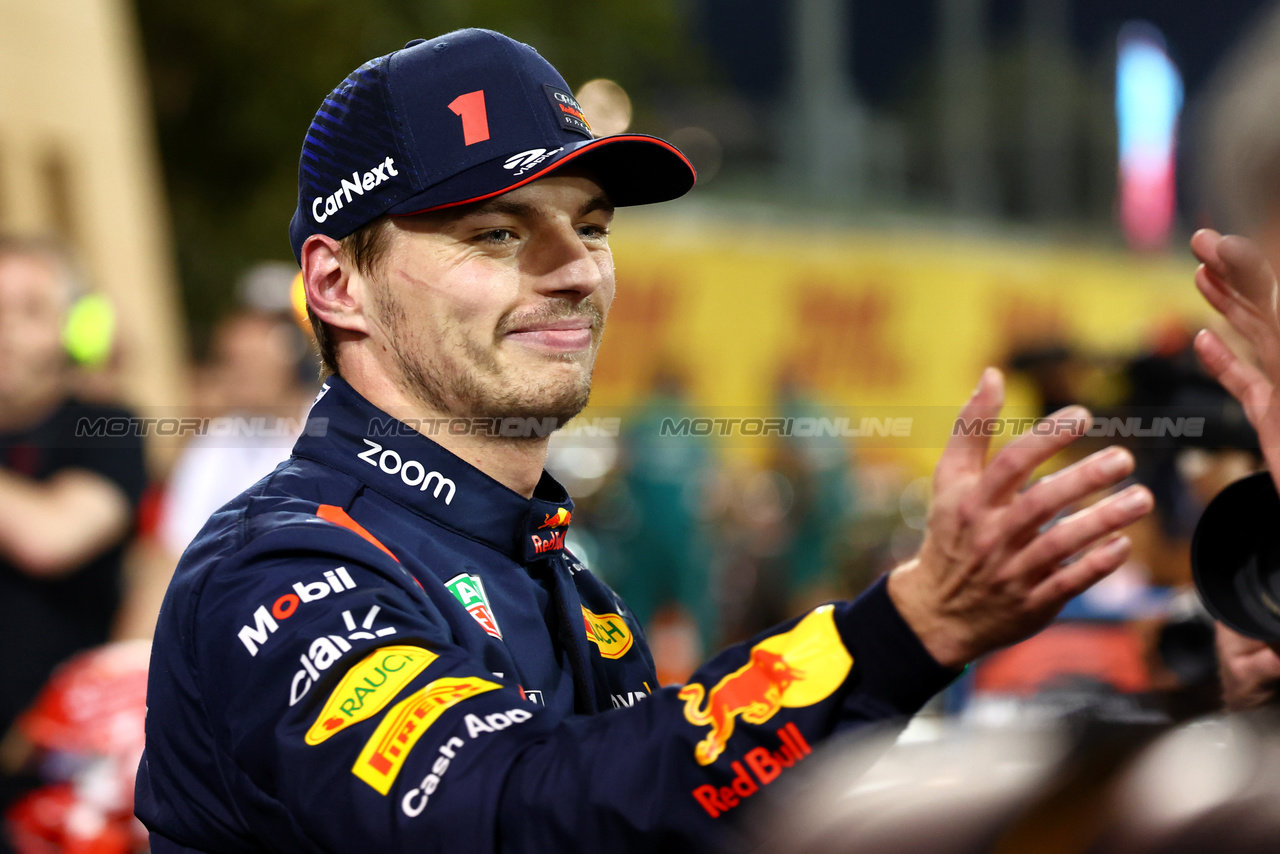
[1217,621,1271,657]
[1189,227,1223,269]
[1194,329,1273,418]
[1190,229,1274,309]
[1195,264,1280,372]
[999,446,1136,544]
[973,405,1090,507]
[1216,234,1279,308]
[1192,231,1280,379]
[1026,534,1132,615]
[1013,483,1152,588]
[936,367,1004,490]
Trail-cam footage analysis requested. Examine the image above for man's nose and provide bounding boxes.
[528,226,605,300]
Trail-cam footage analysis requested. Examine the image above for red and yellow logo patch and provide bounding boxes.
[679,605,852,765]
[352,676,500,794]
[582,607,633,660]
[305,645,437,745]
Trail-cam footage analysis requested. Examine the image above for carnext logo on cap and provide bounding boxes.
[312,157,399,224]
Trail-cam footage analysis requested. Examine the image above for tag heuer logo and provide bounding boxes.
[445,573,502,640]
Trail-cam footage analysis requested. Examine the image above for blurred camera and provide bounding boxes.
[1191,471,1280,641]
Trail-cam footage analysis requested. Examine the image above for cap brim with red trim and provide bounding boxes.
[387,133,696,216]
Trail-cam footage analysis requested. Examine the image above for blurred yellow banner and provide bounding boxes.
[591,218,1213,472]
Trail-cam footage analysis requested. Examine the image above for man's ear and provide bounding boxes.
[301,234,370,335]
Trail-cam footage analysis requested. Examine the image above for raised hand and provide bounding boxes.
[1190,228,1280,476]
[888,368,1153,668]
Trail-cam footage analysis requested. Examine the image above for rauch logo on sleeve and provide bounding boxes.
[305,645,438,745]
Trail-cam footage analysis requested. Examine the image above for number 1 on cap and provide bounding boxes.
[448,90,490,146]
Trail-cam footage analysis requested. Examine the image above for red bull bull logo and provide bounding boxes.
[538,508,571,529]
[679,605,851,765]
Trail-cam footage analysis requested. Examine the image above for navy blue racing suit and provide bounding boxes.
[135,376,957,853]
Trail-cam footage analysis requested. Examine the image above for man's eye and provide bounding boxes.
[579,224,611,239]
[478,229,515,244]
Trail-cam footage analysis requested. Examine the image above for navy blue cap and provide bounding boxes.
[289,29,696,262]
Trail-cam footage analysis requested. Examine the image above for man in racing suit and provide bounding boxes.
[136,28,1154,853]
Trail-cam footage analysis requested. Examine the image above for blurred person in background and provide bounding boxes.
[158,290,315,557]
[0,236,147,851]
[717,368,858,646]
[607,364,718,682]
[769,367,858,613]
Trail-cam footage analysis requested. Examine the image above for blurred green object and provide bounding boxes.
[62,294,115,366]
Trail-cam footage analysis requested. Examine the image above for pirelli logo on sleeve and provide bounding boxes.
[352,676,501,794]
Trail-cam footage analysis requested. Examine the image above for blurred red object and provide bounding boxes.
[4,641,150,854]
[7,785,132,854]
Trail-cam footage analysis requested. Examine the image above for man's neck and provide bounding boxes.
[341,367,549,499]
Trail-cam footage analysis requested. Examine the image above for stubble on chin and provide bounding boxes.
[375,286,599,432]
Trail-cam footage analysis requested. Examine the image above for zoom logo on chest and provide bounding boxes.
[358,439,456,504]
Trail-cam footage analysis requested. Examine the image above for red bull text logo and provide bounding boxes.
[691,724,812,818]
[529,530,566,554]
[679,605,851,765]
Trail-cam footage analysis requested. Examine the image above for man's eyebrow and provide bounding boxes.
[467,199,535,219]
[580,195,615,218]
[440,194,614,231]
